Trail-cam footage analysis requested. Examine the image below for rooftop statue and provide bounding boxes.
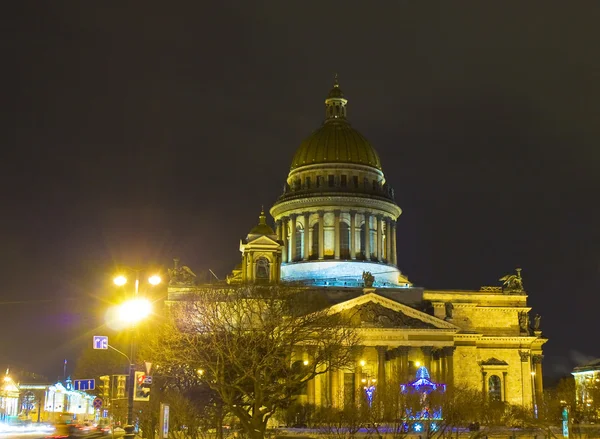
[362,271,375,288]
[499,268,524,293]
[168,257,197,286]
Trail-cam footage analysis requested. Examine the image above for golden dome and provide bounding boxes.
[249,209,274,235]
[290,120,382,170]
[289,77,382,171]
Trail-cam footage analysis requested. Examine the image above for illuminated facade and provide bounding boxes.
[169,78,547,408]
[572,359,600,420]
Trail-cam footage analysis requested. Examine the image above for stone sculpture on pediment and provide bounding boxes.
[168,257,197,286]
[518,311,529,333]
[351,301,436,329]
[362,271,375,288]
[499,268,524,293]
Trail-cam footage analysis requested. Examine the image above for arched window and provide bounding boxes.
[340,222,350,259]
[255,257,270,283]
[311,223,319,258]
[295,225,303,261]
[488,375,502,402]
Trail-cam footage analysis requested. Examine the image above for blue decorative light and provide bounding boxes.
[401,365,445,430]
[364,385,376,407]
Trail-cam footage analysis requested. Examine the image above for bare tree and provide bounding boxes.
[142,285,359,439]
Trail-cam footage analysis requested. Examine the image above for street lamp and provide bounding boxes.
[362,377,377,407]
[112,269,161,437]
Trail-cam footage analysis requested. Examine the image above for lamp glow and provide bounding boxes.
[360,360,366,367]
[118,298,152,324]
[113,275,127,286]
[303,360,309,366]
[415,361,421,367]
[148,275,161,285]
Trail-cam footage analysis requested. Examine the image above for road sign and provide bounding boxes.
[74,379,95,391]
[93,336,108,350]
[93,397,103,409]
[143,376,153,385]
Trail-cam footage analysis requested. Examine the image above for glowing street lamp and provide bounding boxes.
[113,275,127,286]
[110,268,161,438]
[118,298,152,325]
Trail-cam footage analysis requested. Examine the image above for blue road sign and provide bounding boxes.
[74,379,95,391]
[93,336,108,350]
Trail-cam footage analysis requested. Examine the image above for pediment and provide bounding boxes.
[329,292,458,330]
[481,357,508,366]
[242,235,282,247]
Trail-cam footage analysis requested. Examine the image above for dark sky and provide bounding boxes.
[1,2,599,381]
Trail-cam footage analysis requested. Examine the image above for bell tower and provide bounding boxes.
[229,210,283,284]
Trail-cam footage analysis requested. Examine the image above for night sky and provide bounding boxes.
[2,2,599,381]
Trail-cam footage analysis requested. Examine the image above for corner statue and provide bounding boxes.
[499,268,524,293]
[362,271,375,288]
[168,257,197,286]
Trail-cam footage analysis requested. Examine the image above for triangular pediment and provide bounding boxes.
[328,292,459,330]
[242,235,282,247]
[481,357,508,366]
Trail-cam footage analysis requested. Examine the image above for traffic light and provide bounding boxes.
[134,371,152,402]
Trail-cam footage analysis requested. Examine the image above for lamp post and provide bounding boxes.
[362,376,377,407]
[113,269,161,437]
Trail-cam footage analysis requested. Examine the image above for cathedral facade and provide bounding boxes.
[168,78,546,409]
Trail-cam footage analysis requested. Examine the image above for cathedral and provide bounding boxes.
[167,77,547,409]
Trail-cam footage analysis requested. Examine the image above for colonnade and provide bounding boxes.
[302,345,455,407]
[275,210,398,265]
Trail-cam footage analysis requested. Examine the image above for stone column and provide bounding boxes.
[306,347,316,405]
[289,214,297,262]
[398,346,410,383]
[533,355,544,405]
[376,346,386,386]
[385,218,391,263]
[482,371,488,397]
[303,213,310,260]
[376,216,383,261]
[421,346,433,371]
[241,254,247,281]
[364,212,371,260]
[275,219,282,241]
[248,252,254,283]
[519,351,531,406]
[390,220,397,265]
[328,368,339,407]
[282,218,288,263]
[443,347,455,387]
[350,210,357,260]
[318,211,325,260]
[334,210,341,260]
[502,371,508,402]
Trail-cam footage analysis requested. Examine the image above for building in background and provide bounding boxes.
[573,359,600,421]
[168,78,547,409]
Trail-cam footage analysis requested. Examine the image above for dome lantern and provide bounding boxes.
[324,74,348,121]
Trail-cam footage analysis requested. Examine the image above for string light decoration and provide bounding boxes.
[400,366,445,432]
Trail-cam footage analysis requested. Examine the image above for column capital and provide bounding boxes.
[289,213,298,220]
[519,351,530,362]
[442,346,456,357]
[421,346,434,356]
[317,210,325,217]
[532,354,544,364]
[276,219,282,225]
[397,346,410,356]
[333,209,341,216]
[349,209,357,216]
[482,370,488,377]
